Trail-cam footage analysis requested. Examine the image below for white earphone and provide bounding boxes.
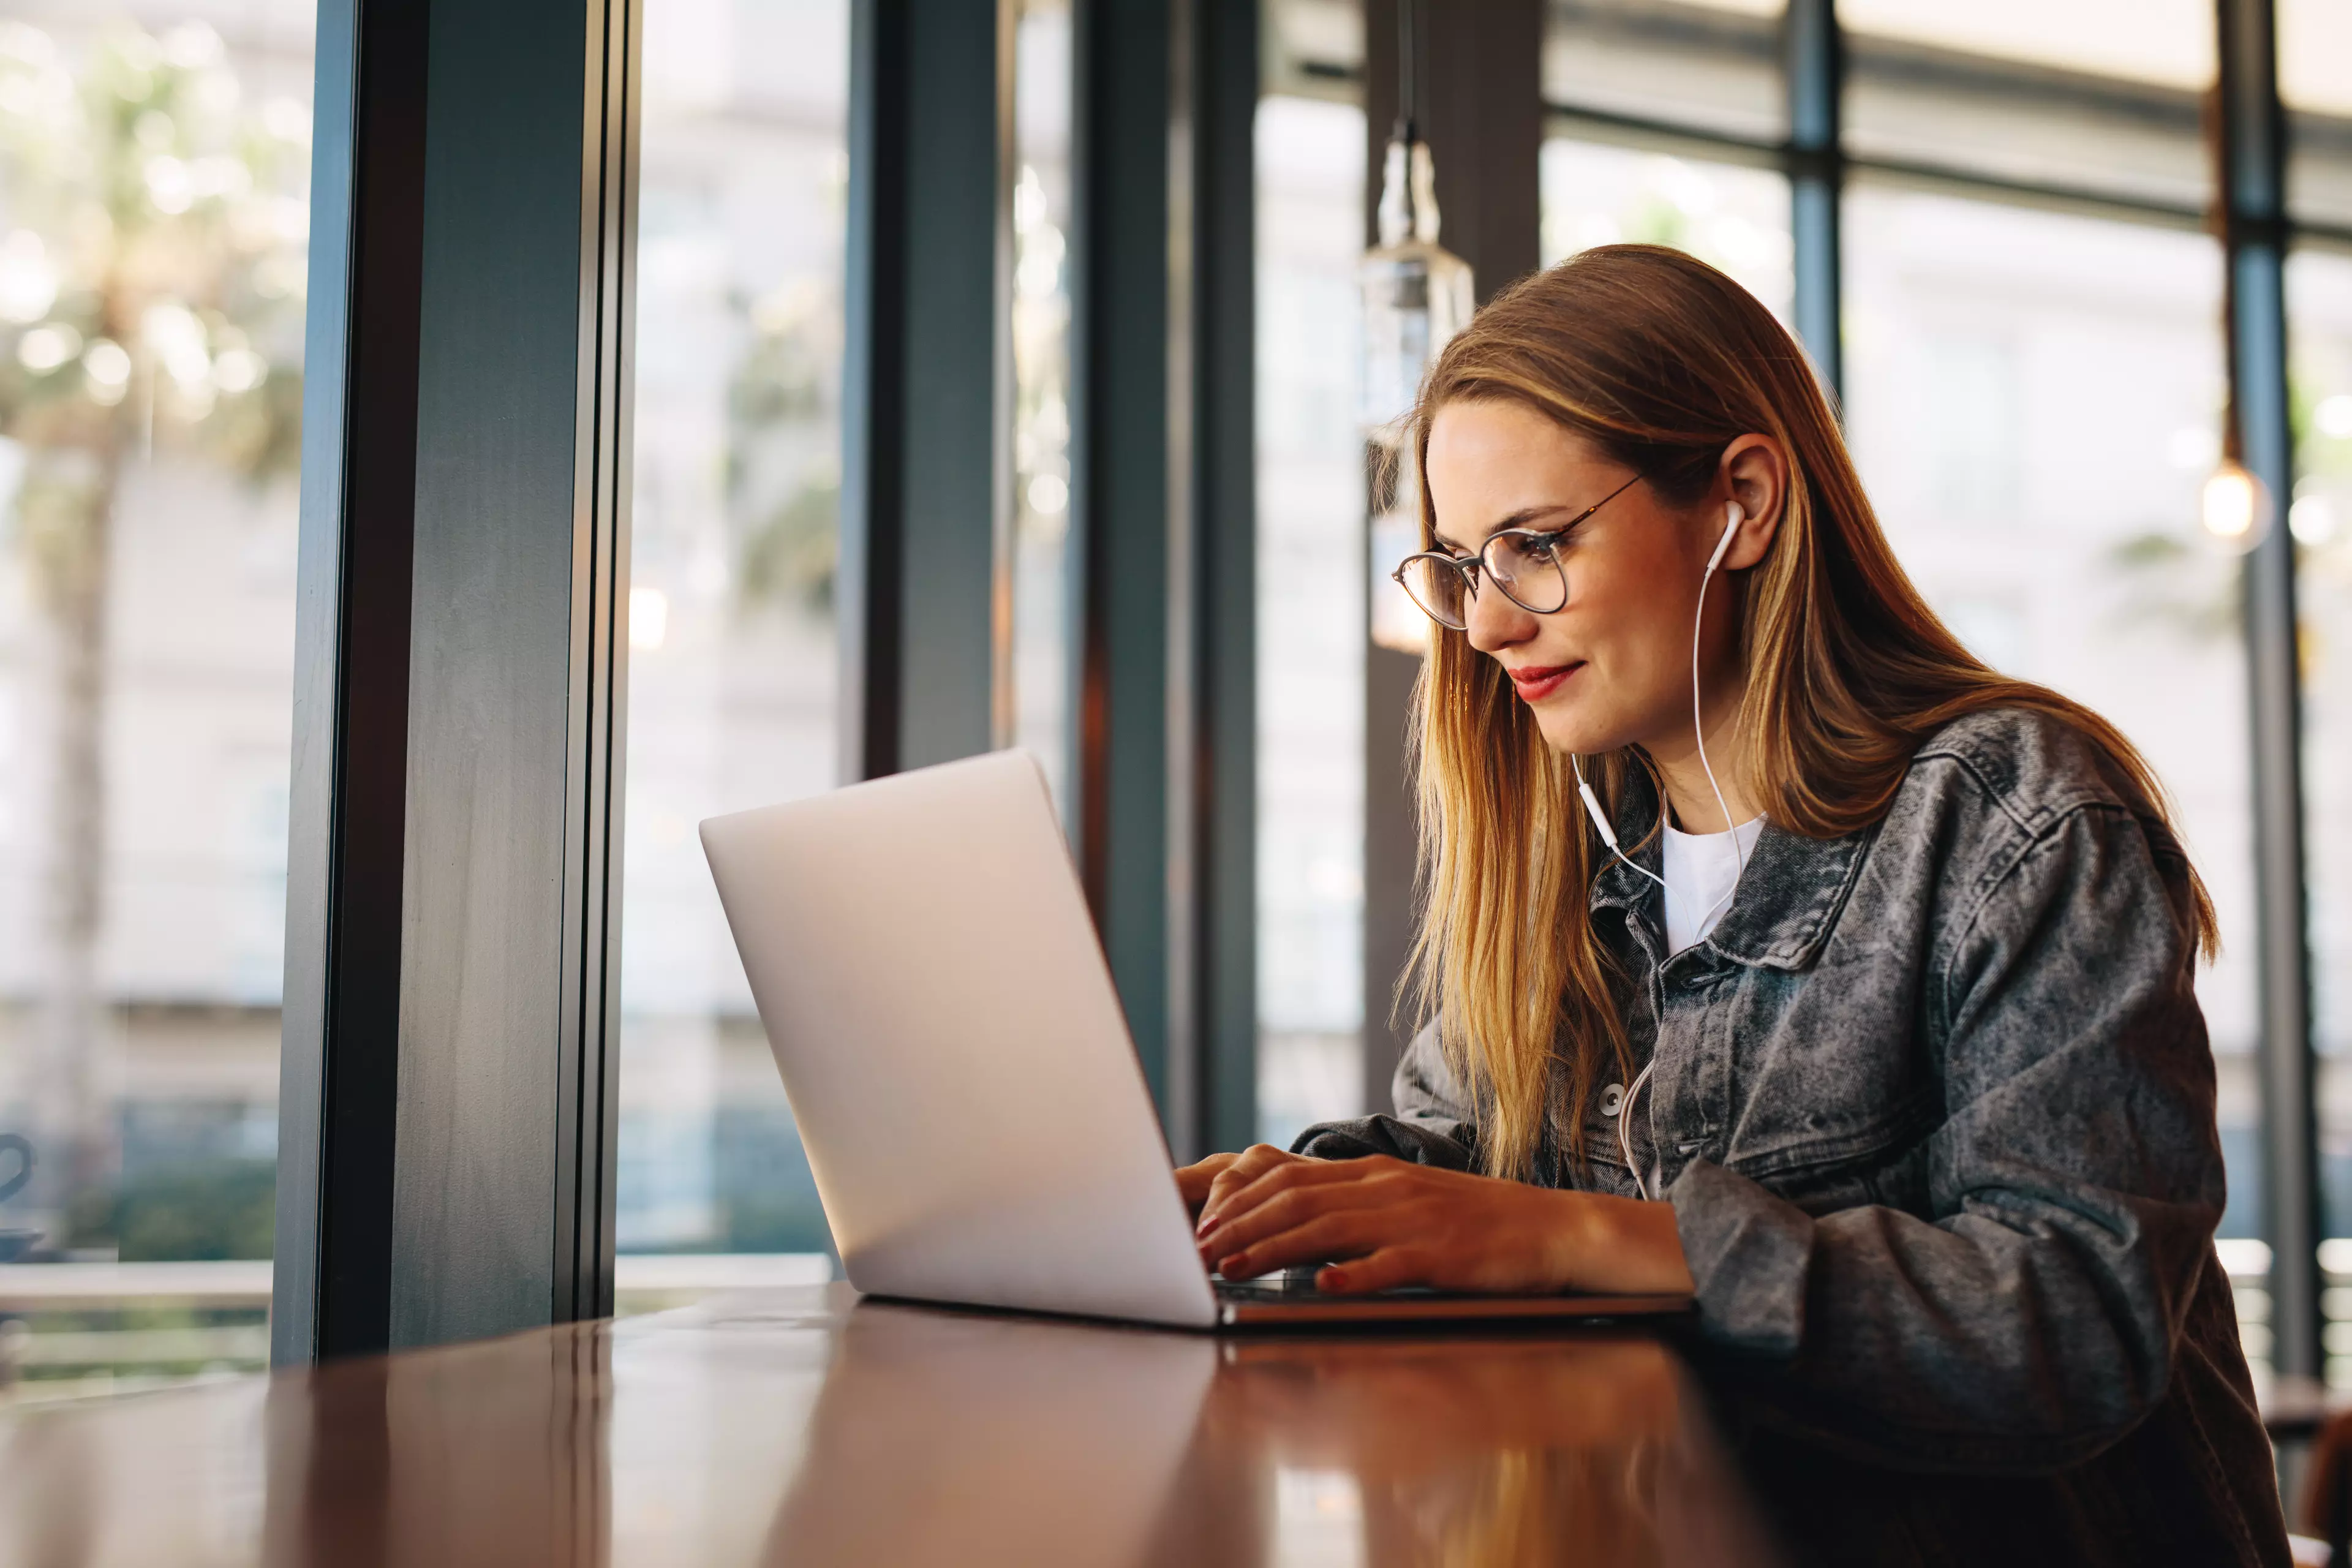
[1573,498,1749,1199]
[1706,500,1743,572]
[1692,500,1748,889]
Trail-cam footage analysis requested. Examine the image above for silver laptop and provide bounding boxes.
[699,750,1690,1330]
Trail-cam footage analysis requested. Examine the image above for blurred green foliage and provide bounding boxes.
[726,280,840,617]
[65,1157,274,1260]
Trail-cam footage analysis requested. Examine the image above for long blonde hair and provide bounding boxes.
[1405,244,2217,1181]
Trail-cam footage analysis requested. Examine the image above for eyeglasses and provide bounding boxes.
[1390,472,1645,630]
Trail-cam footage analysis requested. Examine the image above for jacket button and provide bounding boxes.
[1599,1083,1626,1118]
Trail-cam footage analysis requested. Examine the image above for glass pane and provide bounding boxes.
[1539,140,1793,322]
[617,0,848,1291]
[1544,0,1787,145]
[1264,0,1361,102]
[0,6,311,1401]
[1842,184,2266,1382]
[1256,88,1365,1147]
[1012,0,1073,814]
[2282,0,2352,115]
[1842,0,2214,86]
[2289,247,2352,1385]
[2282,1,2352,228]
[1844,0,2212,209]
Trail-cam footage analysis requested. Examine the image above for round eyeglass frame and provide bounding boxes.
[1389,472,1645,630]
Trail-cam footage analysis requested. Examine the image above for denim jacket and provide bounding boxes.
[1295,708,2288,1563]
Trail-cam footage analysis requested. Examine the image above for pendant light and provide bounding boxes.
[2201,458,2267,551]
[1361,0,1474,654]
[2203,98,2271,557]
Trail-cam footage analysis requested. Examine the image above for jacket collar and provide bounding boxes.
[1584,761,1874,971]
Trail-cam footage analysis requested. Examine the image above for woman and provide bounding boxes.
[1181,246,2285,1558]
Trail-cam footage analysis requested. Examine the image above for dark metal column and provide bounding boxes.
[841,0,1008,779]
[1070,0,1256,1156]
[275,0,638,1361]
[274,0,426,1365]
[2218,0,2320,1383]
[1359,0,1543,1117]
[1071,0,1176,1120]
[1170,0,1259,1158]
[1785,0,1843,394]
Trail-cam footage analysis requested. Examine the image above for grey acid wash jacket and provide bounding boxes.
[1294,708,2288,1564]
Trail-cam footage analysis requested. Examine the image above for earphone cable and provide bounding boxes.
[1692,530,1748,876]
[1618,1058,1657,1200]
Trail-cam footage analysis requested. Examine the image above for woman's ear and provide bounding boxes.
[1717,435,1787,571]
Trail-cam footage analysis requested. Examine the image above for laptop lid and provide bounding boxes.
[699,750,1218,1329]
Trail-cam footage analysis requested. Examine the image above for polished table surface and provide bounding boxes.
[0,1283,1785,1567]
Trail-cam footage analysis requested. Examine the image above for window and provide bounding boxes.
[616,0,849,1276]
[0,3,313,1400]
[1011,0,1074,815]
[2281,1,2352,230]
[1842,185,2268,1376]
[1841,0,2215,85]
[615,0,1077,1287]
[1254,80,1368,1148]
[21,0,2312,1389]
[1544,0,1787,145]
[1538,140,1792,320]
[1842,0,2213,208]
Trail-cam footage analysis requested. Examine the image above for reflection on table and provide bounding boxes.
[0,1283,1782,1566]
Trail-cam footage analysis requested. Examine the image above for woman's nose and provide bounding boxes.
[1463,578,1533,655]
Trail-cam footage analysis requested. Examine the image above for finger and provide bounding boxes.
[1313,1245,1438,1295]
[1174,1152,1239,1209]
[1199,1145,1306,1224]
[1202,1155,1395,1238]
[1200,1179,1409,1269]
[1200,1167,1270,1224]
[1200,1160,1377,1249]
[1212,1212,1389,1280]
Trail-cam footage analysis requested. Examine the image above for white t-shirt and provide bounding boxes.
[1662,815,1766,954]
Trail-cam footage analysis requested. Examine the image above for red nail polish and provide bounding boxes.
[1196,1215,1220,1240]
[1321,1268,1348,1289]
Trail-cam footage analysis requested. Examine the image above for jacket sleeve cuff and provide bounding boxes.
[1289,1114,1474,1170]
[1666,1158,1815,1358]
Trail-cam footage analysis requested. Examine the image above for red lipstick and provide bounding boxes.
[1507,662,1579,702]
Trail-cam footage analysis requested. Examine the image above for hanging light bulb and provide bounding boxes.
[2201,458,2269,552]
[1359,137,1472,434]
[1361,1,1474,656]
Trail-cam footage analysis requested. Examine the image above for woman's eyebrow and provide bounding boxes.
[1492,503,1575,533]
[1434,503,1577,554]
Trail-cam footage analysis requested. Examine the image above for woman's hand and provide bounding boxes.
[1175,1144,1313,1219]
[1191,1153,1696,1298]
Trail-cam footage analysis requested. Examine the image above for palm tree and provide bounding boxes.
[0,18,304,1239]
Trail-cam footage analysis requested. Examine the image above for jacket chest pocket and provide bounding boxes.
[1698,965,1940,1187]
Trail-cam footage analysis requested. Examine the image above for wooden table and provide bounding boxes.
[0,1283,1782,1566]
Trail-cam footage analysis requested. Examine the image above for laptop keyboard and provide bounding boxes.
[1213,1268,1444,1303]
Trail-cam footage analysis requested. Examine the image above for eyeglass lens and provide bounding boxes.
[1396,534,1569,628]
[1397,556,1469,628]
[1485,533,1567,612]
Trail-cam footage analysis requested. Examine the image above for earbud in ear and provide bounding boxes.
[1706,502,1745,573]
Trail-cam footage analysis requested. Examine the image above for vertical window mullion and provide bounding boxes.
[1787,0,1843,396]
[2219,0,2321,1386]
